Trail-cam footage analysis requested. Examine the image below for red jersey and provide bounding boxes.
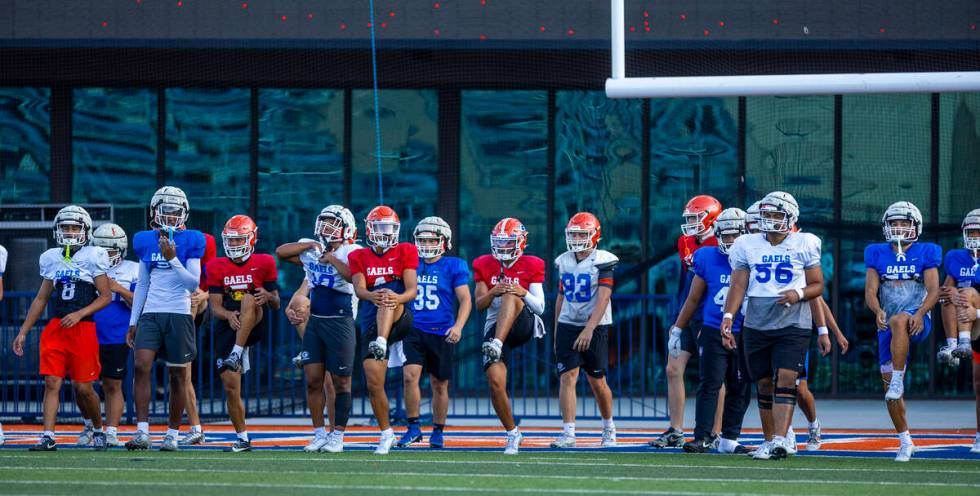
[348,242,420,290]
[199,233,218,291]
[206,253,279,311]
[677,234,718,272]
[472,254,546,291]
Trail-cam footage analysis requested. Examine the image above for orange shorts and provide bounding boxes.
[39,319,101,381]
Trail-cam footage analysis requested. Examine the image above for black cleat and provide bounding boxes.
[92,432,108,451]
[29,436,57,452]
[223,439,252,453]
[770,445,789,460]
[648,427,685,448]
[733,444,753,455]
[217,353,243,374]
[682,437,714,453]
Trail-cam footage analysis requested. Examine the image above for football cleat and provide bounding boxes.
[29,435,57,452]
[429,428,445,449]
[160,434,179,452]
[321,431,345,453]
[895,442,916,462]
[601,427,617,448]
[732,445,753,455]
[682,437,714,454]
[292,352,304,369]
[953,341,973,360]
[375,431,396,455]
[549,432,576,448]
[397,424,423,448]
[368,339,387,361]
[504,430,523,455]
[303,434,330,453]
[648,427,685,448]
[218,353,243,374]
[77,425,94,446]
[125,431,151,451]
[482,339,502,363]
[180,430,206,445]
[92,432,107,452]
[224,439,252,453]
[970,437,980,454]
[937,345,959,366]
[0,432,5,446]
[806,422,822,451]
[885,377,905,401]
[105,432,124,447]
[785,428,798,455]
[751,441,774,460]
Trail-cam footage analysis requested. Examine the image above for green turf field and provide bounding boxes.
[0,451,977,495]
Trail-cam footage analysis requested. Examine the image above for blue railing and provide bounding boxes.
[0,292,672,422]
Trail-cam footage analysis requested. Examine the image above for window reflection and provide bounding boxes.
[939,93,980,225]
[0,88,50,203]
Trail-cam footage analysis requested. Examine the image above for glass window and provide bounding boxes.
[460,90,549,263]
[351,89,438,231]
[746,96,834,221]
[257,89,345,288]
[555,91,643,291]
[165,88,250,236]
[938,93,980,225]
[841,94,931,224]
[73,88,158,238]
[0,88,50,203]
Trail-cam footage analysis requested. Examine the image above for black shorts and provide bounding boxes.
[741,326,810,383]
[482,306,535,370]
[194,303,211,329]
[361,309,414,360]
[302,316,356,376]
[133,313,197,366]
[99,343,130,380]
[680,323,698,355]
[403,328,456,381]
[214,319,264,371]
[555,323,609,378]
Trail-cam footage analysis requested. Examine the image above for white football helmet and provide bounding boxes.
[315,205,357,245]
[53,205,93,247]
[150,186,189,229]
[758,191,799,234]
[882,201,923,244]
[414,216,453,259]
[92,223,128,267]
[962,209,980,252]
[745,200,762,234]
[714,208,747,255]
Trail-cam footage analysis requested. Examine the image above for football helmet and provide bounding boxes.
[414,216,453,259]
[365,206,400,250]
[316,205,357,245]
[961,209,980,252]
[92,223,128,267]
[150,186,189,229]
[491,218,527,262]
[758,191,799,234]
[222,215,258,261]
[565,212,601,253]
[745,200,762,234]
[53,205,93,247]
[714,208,747,255]
[681,195,722,237]
[882,201,922,244]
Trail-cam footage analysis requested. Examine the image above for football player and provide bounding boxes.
[125,186,206,451]
[670,208,752,454]
[550,213,618,449]
[475,218,546,455]
[12,206,112,451]
[864,201,940,462]
[397,217,472,448]
[277,205,360,453]
[652,195,722,449]
[180,230,216,446]
[721,191,824,460]
[947,256,980,453]
[207,215,279,452]
[938,209,979,365]
[348,206,419,455]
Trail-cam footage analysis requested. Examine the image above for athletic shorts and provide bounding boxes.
[482,306,535,370]
[555,323,609,378]
[301,316,356,376]
[798,352,810,381]
[214,319,263,373]
[133,313,197,366]
[403,328,456,381]
[361,310,414,361]
[40,319,100,381]
[99,343,130,380]
[741,325,810,382]
[877,310,932,366]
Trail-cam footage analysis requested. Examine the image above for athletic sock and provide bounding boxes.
[43,430,55,439]
[83,419,94,429]
[106,426,117,437]
[191,424,202,434]
[899,431,913,445]
[231,345,244,356]
[602,418,615,430]
[166,428,180,439]
[809,419,820,430]
[93,427,103,434]
[508,427,520,436]
[137,422,149,434]
[718,437,738,453]
[237,431,249,442]
[381,427,394,438]
[314,426,327,438]
[408,417,420,426]
[958,331,971,344]
[947,337,958,347]
[891,369,906,384]
[563,422,575,436]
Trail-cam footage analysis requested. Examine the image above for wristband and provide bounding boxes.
[794,288,805,301]
[722,312,734,321]
[817,326,829,336]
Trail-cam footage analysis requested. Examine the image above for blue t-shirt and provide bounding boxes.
[412,256,470,335]
[864,242,942,317]
[692,247,743,332]
[943,248,978,289]
[133,229,206,271]
[94,260,140,344]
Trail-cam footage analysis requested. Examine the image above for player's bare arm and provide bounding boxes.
[865,268,887,330]
[276,240,321,265]
[12,279,55,356]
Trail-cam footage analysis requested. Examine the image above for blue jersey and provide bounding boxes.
[94,260,140,344]
[412,256,470,335]
[943,248,978,289]
[864,242,942,318]
[692,247,743,332]
[133,229,206,271]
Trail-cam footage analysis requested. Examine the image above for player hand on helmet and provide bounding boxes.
[875,309,888,330]
[774,289,801,307]
[228,311,241,331]
[908,313,924,336]
[60,311,83,329]
[818,333,832,356]
[446,324,463,344]
[158,232,177,260]
[573,326,595,352]
[12,332,27,357]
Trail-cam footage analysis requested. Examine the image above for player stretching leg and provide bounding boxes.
[476,218,547,455]
[125,187,206,451]
[398,217,472,448]
[652,195,722,448]
[549,213,618,449]
[721,192,824,460]
[13,206,112,451]
[864,202,940,462]
[938,210,980,366]
[277,205,359,453]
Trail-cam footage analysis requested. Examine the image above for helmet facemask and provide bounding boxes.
[55,221,88,247]
[316,214,345,245]
[222,232,254,261]
[681,211,709,237]
[963,225,980,252]
[758,206,790,234]
[367,220,400,250]
[104,248,123,267]
[491,235,521,262]
[415,232,445,259]
[154,204,187,229]
[565,227,595,253]
[716,229,744,255]
[883,218,918,244]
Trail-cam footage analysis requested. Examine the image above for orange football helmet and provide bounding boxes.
[565,212,601,252]
[681,195,722,237]
[222,214,257,260]
[491,217,527,262]
[365,205,400,249]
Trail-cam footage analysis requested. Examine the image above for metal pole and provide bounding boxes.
[610,0,625,79]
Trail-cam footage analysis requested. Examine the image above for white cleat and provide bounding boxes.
[751,441,774,460]
[937,345,959,366]
[180,430,206,445]
[375,431,396,455]
[0,432,5,446]
[504,430,523,455]
[970,438,980,454]
[785,428,798,455]
[367,339,388,361]
[601,427,617,448]
[895,442,916,462]
[321,431,344,453]
[885,378,904,401]
[482,339,503,363]
[105,432,124,447]
[549,432,576,448]
[304,434,330,453]
[806,423,822,451]
[952,341,973,361]
[77,425,94,446]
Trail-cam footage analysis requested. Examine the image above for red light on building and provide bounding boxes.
[718,21,725,27]
[703,29,710,36]
[567,28,575,36]
[772,18,779,25]
[176,1,183,7]
[281,15,287,21]
[101,21,108,28]
[643,11,649,18]
[539,26,546,32]
[433,2,440,8]
[879,27,886,33]
[389,11,396,17]
[241,2,247,8]
[308,13,314,20]
[680,14,687,21]
[479,34,487,40]
[629,26,635,32]
[340,23,348,30]
[380,22,388,28]
[433,28,441,36]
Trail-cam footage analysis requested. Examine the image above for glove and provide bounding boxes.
[668,326,683,358]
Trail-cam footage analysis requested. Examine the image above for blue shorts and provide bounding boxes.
[877,310,932,367]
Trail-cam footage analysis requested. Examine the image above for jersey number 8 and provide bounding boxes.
[61,282,76,301]
[561,273,591,303]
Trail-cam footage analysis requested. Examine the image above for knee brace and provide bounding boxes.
[757,395,773,411]
[774,386,798,406]
[334,392,352,428]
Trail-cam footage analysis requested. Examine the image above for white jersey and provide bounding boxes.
[555,249,618,326]
[39,246,110,318]
[299,239,361,319]
[728,232,822,330]
[0,244,7,276]
[107,260,141,295]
